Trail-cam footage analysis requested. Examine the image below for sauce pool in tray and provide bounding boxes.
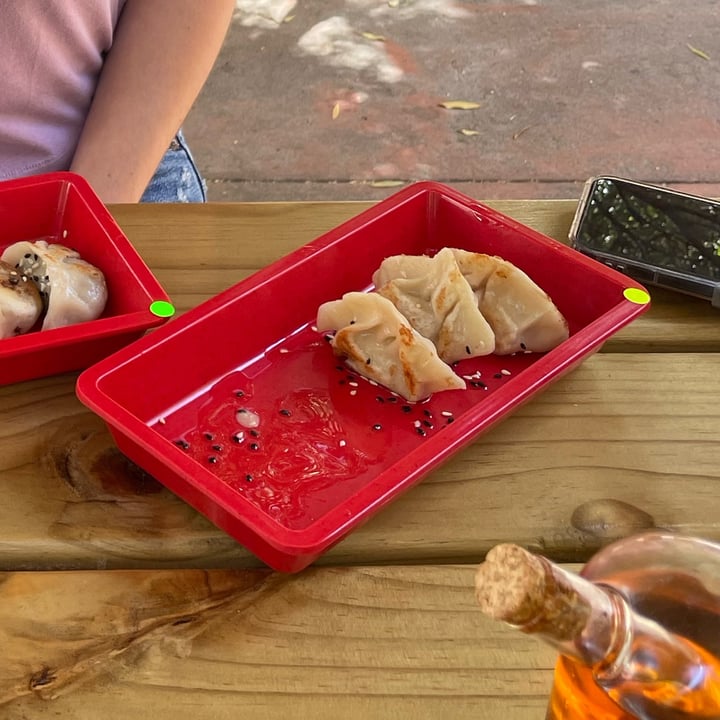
[151,321,538,530]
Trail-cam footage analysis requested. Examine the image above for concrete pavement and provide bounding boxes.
[183,0,720,202]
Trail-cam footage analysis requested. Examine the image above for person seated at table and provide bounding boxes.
[0,0,234,203]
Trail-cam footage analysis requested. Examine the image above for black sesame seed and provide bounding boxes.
[23,253,31,259]
[211,444,222,452]
[401,405,412,413]
[235,390,245,398]
[446,417,455,424]
[203,432,214,441]
[376,396,385,403]
[324,334,333,343]
[249,429,260,438]
[245,474,254,482]
[249,442,259,451]
[465,345,471,355]
[208,456,218,464]
[349,320,356,325]
[232,433,243,443]
[423,409,432,417]
[494,373,502,379]
[279,408,291,417]
[520,342,527,350]
[372,424,382,431]
[366,357,372,365]
[416,427,427,436]
[387,396,398,403]
[423,420,433,428]
[174,439,190,450]
[471,380,488,389]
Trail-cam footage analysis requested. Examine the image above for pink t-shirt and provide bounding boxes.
[0,1,127,179]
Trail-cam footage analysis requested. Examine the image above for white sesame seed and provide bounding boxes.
[350,390,357,396]
[348,381,359,387]
[311,325,317,332]
[279,348,289,354]
[158,417,166,425]
[441,411,453,417]
[62,229,68,238]
[339,439,347,447]
[413,420,421,427]
[501,369,511,376]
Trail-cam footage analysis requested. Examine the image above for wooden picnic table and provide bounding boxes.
[2,197,719,718]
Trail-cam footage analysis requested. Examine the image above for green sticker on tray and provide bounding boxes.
[150,300,176,318]
[623,287,651,305]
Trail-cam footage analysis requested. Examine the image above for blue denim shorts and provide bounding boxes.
[140,129,207,203]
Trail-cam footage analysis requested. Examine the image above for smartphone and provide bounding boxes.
[569,176,720,308]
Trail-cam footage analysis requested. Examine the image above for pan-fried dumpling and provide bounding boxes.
[449,249,569,355]
[372,253,433,288]
[373,247,495,363]
[317,291,465,402]
[1,240,107,331]
[0,260,43,339]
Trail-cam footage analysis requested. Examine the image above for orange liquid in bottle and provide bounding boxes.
[546,576,720,720]
[548,642,720,720]
[547,656,633,720]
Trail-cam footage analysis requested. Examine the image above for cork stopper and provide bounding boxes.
[475,544,601,643]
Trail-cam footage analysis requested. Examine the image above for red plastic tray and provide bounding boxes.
[76,182,650,572]
[0,172,171,385]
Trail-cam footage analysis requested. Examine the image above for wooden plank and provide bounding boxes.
[1,353,718,570]
[1,564,558,719]
[107,202,720,353]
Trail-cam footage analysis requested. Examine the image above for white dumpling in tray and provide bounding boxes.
[372,253,434,287]
[450,249,569,355]
[373,247,496,363]
[0,260,43,339]
[316,291,465,402]
[1,240,108,331]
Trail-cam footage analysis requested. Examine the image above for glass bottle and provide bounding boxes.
[474,532,720,719]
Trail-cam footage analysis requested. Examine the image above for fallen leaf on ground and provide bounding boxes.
[439,100,481,110]
[687,44,710,60]
[458,129,480,136]
[512,125,534,140]
[370,180,405,188]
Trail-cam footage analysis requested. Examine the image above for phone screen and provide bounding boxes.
[573,177,720,282]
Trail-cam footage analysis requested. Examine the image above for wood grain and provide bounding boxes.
[0,568,271,704]
[1,352,718,570]
[2,564,557,719]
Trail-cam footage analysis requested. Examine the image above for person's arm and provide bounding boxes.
[70,0,235,203]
